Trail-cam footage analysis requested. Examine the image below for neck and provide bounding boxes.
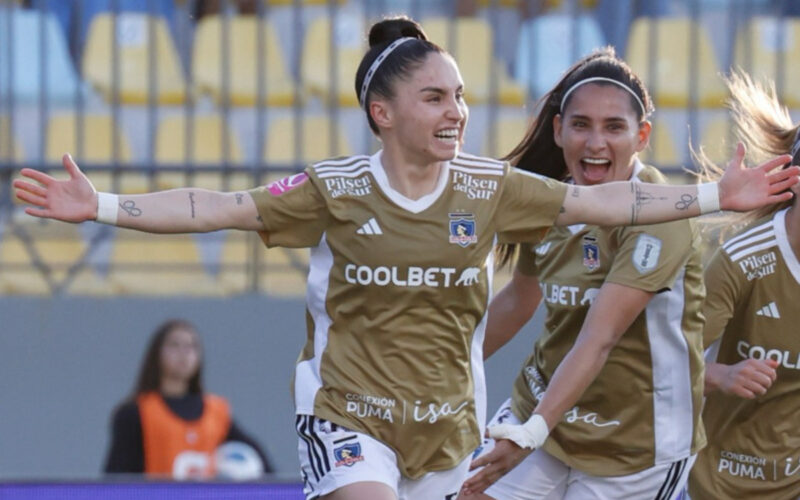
[160,378,189,398]
[380,140,447,200]
[785,203,800,256]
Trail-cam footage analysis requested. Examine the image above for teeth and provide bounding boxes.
[583,158,610,164]
[435,129,458,139]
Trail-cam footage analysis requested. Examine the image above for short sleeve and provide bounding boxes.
[247,170,332,248]
[516,243,539,277]
[495,167,567,244]
[701,247,742,347]
[604,219,696,292]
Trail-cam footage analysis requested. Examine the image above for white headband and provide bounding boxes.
[560,77,647,117]
[359,37,416,110]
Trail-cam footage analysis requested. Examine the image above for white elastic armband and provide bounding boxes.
[96,192,119,225]
[697,182,720,214]
[487,413,549,449]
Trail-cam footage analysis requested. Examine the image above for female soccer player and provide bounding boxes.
[13,17,797,500]
[687,71,800,500]
[461,48,704,500]
[104,319,269,478]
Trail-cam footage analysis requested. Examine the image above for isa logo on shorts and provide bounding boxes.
[334,442,364,467]
[582,236,600,271]
[449,213,478,247]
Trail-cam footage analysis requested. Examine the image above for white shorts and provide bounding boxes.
[472,400,695,500]
[296,414,470,500]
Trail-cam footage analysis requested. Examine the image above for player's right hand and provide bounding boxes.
[715,358,778,399]
[13,153,98,223]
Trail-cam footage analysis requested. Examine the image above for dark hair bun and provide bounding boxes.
[368,16,427,48]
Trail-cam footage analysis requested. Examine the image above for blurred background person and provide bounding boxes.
[103,318,271,480]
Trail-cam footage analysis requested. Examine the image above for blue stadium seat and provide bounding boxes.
[0,9,84,105]
[514,14,605,99]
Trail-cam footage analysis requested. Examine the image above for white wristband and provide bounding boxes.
[487,413,550,449]
[697,182,721,214]
[96,192,119,225]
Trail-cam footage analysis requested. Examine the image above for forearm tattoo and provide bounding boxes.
[188,192,196,219]
[119,200,142,217]
[235,193,244,205]
[674,193,697,211]
[630,184,667,224]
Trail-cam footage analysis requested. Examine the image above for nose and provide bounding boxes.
[586,127,607,152]
[446,95,465,122]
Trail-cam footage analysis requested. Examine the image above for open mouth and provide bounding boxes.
[580,157,611,182]
[434,128,459,144]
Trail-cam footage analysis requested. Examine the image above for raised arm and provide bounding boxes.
[556,145,797,227]
[462,282,652,495]
[12,154,263,233]
[483,269,541,360]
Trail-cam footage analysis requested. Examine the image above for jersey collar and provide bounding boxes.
[773,207,800,285]
[369,150,451,214]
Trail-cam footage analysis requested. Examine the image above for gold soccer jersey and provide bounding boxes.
[510,162,706,476]
[689,208,800,500]
[248,151,567,478]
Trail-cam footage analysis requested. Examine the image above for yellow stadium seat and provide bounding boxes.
[0,116,23,162]
[193,15,296,106]
[217,231,252,294]
[108,233,224,296]
[264,115,352,165]
[154,114,248,191]
[301,15,365,107]
[45,113,148,194]
[639,118,682,168]
[424,17,526,106]
[734,17,800,107]
[698,117,735,165]
[82,13,186,104]
[626,18,726,108]
[0,231,52,295]
[259,246,308,298]
[266,0,346,4]
[483,115,529,158]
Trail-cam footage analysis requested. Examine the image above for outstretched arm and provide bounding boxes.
[483,269,541,360]
[462,282,652,495]
[13,154,263,233]
[556,145,797,227]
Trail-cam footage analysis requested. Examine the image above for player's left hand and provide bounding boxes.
[460,439,531,496]
[719,142,798,211]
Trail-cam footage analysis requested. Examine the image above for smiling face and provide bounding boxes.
[370,51,469,165]
[553,83,651,186]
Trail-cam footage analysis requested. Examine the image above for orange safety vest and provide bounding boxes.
[138,392,231,479]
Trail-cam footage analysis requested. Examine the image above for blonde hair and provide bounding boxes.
[695,69,797,242]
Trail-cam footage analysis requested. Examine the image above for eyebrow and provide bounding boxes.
[568,113,629,123]
[419,85,464,94]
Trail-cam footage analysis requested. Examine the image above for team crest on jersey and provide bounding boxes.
[333,442,364,467]
[582,236,600,271]
[449,213,478,247]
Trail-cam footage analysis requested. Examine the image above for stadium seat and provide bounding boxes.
[264,115,352,165]
[260,246,309,298]
[82,13,186,105]
[192,15,296,107]
[639,118,682,168]
[698,116,735,165]
[266,0,346,4]
[625,18,727,108]
[108,233,224,296]
[0,9,83,105]
[0,116,23,162]
[514,14,605,98]
[45,113,147,193]
[424,17,526,105]
[301,15,365,107]
[154,114,246,191]
[733,16,800,108]
[482,115,529,158]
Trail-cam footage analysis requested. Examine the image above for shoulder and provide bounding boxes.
[111,399,140,429]
[717,214,779,279]
[309,155,371,178]
[450,152,507,174]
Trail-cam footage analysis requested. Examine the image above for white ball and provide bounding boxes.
[214,441,265,481]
